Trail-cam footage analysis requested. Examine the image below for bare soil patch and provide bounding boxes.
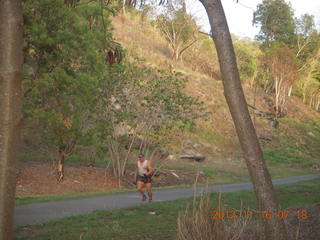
[15,162,206,197]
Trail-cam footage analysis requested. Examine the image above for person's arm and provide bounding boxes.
[146,161,153,176]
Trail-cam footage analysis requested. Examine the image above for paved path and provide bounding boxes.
[14,174,320,226]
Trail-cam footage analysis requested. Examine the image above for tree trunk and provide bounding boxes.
[122,0,126,15]
[57,149,65,182]
[288,85,292,97]
[172,46,180,61]
[0,0,23,239]
[199,0,288,239]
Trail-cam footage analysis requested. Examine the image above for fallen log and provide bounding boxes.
[247,104,275,120]
[180,154,205,162]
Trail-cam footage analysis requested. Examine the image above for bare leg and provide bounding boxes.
[146,183,152,202]
[137,181,146,201]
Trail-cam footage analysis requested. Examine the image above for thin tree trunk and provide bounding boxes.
[199,0,288,239]
[316,97,320,111]
[121,132,137,176]
[0,0,23,239]
[122,0,126,15]
[57,149,65,182]
[172,46,180,61]
[288,85,292,97]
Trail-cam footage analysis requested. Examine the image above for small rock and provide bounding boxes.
[192,143,201,149]
[308,132,315,137]
[269,119,279,128]
[258,132,274,141]
[148,211,156,215]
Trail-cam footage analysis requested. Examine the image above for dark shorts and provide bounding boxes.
[137,175,152,184]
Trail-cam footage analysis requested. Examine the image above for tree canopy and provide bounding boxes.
[254,0,296,47]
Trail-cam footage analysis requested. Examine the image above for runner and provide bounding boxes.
[135,153,153,202]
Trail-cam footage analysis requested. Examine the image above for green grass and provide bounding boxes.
[268,166,315,179]
[15,189,135,205]
[262,127,318,167]
[15,184,197,206]
[263,148,313,167]
[201,167,249,183]
[14,178,320,240]
[277,118,320,158]
[164,161,315,186]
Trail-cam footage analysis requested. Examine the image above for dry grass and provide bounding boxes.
[176,190,252,240]
[111,13,172,69]
[110,10,320,168]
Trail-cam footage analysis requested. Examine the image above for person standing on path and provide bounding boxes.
[135,153,154,202]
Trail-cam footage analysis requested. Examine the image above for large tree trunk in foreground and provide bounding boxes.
[199,0,288,239]
[0,0,23,239]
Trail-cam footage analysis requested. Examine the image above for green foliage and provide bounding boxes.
[21,1,204,177]
[254,0,296,47]
[295,14,320,62]
[96,61,205,149]
[22,0,114,153]
[296,14,316,37]
[233,39,260,83]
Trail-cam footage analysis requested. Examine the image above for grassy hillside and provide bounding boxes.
[110,11,320,175]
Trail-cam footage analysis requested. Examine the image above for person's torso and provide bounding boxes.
[137,160,148,176]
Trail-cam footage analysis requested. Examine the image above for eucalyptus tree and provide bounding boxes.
[254,0,296,47]
[263,44,299,115]
[295,14,320,108]
[198,0,288,238]
[0,1,23,239]
[156,7,199,61]
[295,14,317,59]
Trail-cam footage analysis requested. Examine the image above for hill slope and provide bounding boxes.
[111,13,320,171]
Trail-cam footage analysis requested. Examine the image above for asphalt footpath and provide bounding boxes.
[14,174,320,226]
